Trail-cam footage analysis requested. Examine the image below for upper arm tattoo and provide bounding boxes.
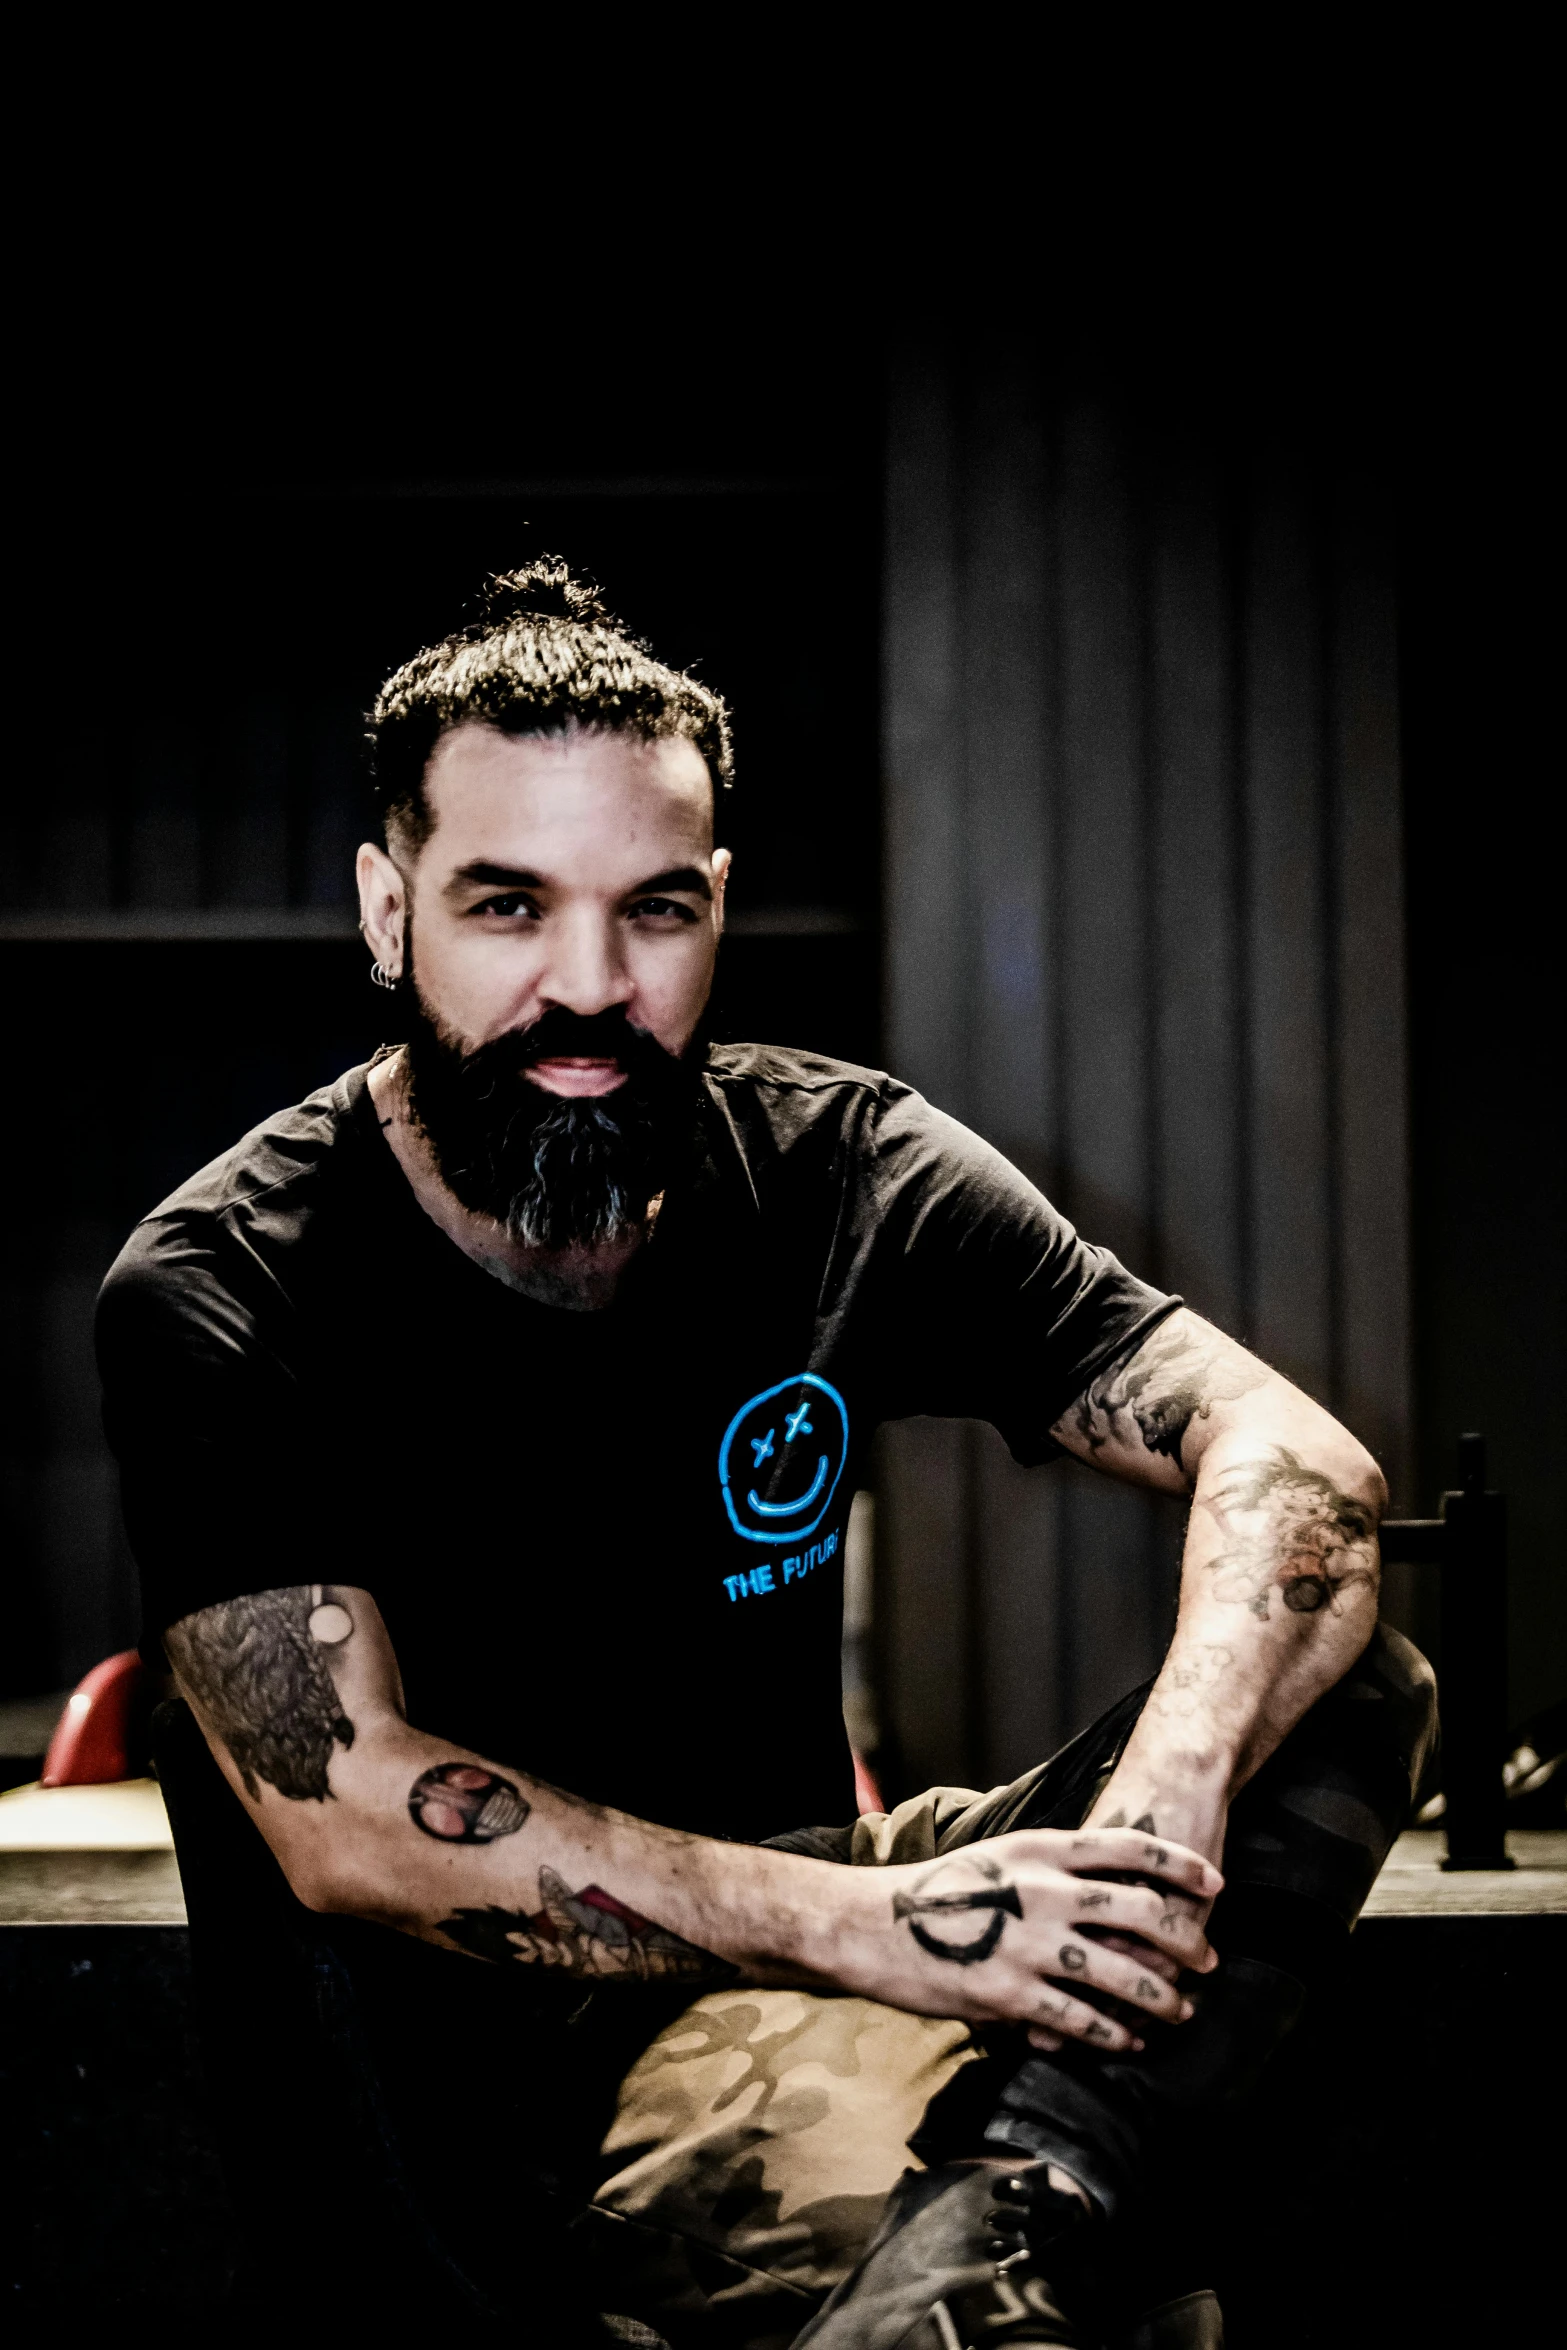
[164,1584,356,1802]
[1071,1317,1268,1467]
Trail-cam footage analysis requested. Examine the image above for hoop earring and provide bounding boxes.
[370,961,400,992]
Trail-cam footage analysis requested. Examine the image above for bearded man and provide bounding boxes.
[97,563,1433,2349]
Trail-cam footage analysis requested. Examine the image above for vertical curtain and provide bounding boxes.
[877,342,1410,1793]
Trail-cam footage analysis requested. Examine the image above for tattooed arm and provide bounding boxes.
[164,1579,1220,2040]
[1051,1307,1386,1866]
[164,1582,746,1982]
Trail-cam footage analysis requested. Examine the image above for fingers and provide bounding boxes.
[1063,1830,1223,1902]
[1026,2024,1066,2052]
[1087,1929,1179,1981]
[1070,1880,1217,1972]
[1030,1984,1145,2054]
[1049,1931,1195,2026]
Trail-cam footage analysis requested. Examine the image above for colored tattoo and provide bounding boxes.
[164,1585,355,1802]
[1202,1447,1379,1621]
[1070,1318,1268,1466]
[892,1852,1023,1965]
[437,1867,717,1980]
[408,1762,531,1843]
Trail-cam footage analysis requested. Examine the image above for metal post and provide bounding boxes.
[1439,1433,1514,1870]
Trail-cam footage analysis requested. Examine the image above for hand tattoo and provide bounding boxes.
[165,1585,355,1801]
[893,1852,1023,1965]
[409,1763,530,1843]
[438,1867,717,1980]
[1202,1448,1379,1622]
[1070,1319,1267,1466]
[1059,1943,1087,1973]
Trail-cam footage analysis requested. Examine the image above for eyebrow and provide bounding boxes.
[627,866,712,901]
[446,862,545,894]
[445,861,712,901]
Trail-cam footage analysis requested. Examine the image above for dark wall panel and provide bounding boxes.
[878,348,1410,1795]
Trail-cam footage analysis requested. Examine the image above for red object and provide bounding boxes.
[852,1747,885,1816]
[41,1650,147,1786]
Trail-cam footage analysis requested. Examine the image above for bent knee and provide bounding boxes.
[1339,1621,1439,1797]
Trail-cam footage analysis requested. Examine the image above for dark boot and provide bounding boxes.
[1106,2291,1223,2349]
[792,2160,1096,2350]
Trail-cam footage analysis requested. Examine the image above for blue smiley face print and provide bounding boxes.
[718,1373,849,1546]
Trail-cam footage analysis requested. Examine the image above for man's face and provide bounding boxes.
[375,722,729,1089]
[356,723,730,1250]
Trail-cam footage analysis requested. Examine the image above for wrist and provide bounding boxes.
[652,1829,839,1981]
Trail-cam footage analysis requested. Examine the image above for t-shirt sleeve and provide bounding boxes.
[858,1082,1180,1464]
[96,1214,337,1643]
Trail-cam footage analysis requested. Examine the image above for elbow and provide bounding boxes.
[285,1851,355,1918]
[282,1834,397,1925]
[1357,1445,1390,1525]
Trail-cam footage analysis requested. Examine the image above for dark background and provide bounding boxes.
[2,141,1560,1771]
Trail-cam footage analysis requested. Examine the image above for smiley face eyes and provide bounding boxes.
[749,1399,816,1469]
[719,1374,848,1548]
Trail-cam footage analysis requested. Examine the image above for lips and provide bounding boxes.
[527,1056,629,1099]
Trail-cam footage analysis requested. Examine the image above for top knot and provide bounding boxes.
[472,559,620,633]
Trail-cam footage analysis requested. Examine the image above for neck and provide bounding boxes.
[367,1049,653,1311]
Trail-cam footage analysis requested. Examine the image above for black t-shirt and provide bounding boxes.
[97,1045,1176,1844]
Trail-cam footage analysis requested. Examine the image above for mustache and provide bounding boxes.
[495,1004,677,1076]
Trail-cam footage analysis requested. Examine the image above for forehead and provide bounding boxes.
[418,723,714,878]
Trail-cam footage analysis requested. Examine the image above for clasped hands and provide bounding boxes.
[839,1822,1224,2056]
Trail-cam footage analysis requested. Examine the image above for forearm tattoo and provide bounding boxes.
[891,1852,1022,1964]
[408,1763,530,1843]
[164,1585,356,1802]
[1072,1318,1267,1466]
[1203,1447,1378,1620]
[437,1867,718,1980]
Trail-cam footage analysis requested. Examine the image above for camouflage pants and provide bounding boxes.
[582,1624,1436,2349]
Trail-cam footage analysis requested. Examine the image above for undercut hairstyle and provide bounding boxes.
[368,558,734,853]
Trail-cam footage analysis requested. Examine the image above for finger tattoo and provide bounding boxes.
[1058,1943,1087,1973]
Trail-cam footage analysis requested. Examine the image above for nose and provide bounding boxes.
[538,903,635,1021]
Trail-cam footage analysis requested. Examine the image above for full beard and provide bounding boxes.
[401,991,701,1254]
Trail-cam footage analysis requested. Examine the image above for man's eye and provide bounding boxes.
[478,895,540,921]
[629,897,698,923]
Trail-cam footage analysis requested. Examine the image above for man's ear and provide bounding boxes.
[711,846,732,935]
[357,842,407,980]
